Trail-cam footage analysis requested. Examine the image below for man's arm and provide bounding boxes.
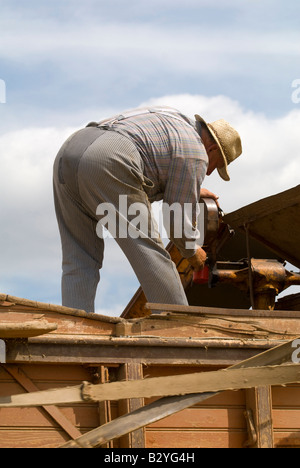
[163,157,208,260]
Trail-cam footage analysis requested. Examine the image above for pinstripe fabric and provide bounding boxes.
[100,110,208,256]
[53,129,189,312]
[103,111,208,205]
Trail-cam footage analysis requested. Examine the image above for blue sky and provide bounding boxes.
[0,0,299,315]
[2,0,300,125]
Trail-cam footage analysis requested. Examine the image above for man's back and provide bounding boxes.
[98,108,208,203]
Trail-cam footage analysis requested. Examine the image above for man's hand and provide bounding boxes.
[187,246,207,271]
[200,188,219,203]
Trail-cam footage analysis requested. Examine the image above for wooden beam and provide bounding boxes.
[7,335,276,366]
[0,320,57,339]
[245,386,274,448]
[98,366,113,448]
[82,364,300,403]
[1,364,299,409]
[145,303,300,319]
[59,336,300,448]
[0,293,123,324]
[118,363,145,448]
[3,365,82,440]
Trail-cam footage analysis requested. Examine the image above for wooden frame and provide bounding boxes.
[1,295,300,448]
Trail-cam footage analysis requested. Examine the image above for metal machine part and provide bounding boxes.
[193,198,235,285]
[212,258,300,310]
[193,196,300,310]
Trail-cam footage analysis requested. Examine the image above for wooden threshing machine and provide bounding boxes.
[0,185,300,448]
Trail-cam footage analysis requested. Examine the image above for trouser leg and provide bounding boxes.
[115,227,188,304]
[53,149,104,312]
[78,131,188,306]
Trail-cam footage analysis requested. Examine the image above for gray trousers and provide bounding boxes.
[53,127,188,312]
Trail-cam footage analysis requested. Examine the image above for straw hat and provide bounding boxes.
[195,114,242,181]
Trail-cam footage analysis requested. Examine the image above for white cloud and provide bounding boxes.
[0,126,74,278]
[0,94,299,315]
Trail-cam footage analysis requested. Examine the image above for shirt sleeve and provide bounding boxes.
[162,155,208,258]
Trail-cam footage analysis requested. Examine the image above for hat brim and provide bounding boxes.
[195,114,230,181]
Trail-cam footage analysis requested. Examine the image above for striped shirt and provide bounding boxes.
[98,107,208,256]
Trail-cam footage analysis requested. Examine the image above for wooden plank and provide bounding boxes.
[130,315,300,340]
[276,293,300,311]
[147,407,246,429]
[0,320,57,338]
[3,365,82,440]
[272,384,300,406]
[13,363,92,382]
[274,432,300,448]
[0,310,116,337]
[246,386,274,448]
[7,335,276,366]
[59,336,300,448]
[2,364,300,408]
[83,365,300,403]
[0,406,99,428]
[272,383,300,448]
[223,185,300,269]
[273,409,300,429]
[0,363,102,448]
[98,366,113,448]
[0,429,70,449]
[223,185,300,225]
[0,294,122,324]
[146,430,246,449]
[146,388,246,408]
[118,363,145,448]
[145,303,300,319]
